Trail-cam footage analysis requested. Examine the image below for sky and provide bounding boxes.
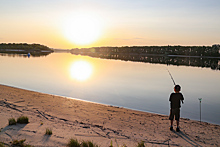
[0,0,220,49]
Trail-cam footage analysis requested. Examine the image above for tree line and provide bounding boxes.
[0,43,53,52]
[71,45,220,57]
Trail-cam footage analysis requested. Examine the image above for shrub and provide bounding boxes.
[8,118,16,125]
[67,138,80,147]
[17,116,29,124]
[45,128,52,135]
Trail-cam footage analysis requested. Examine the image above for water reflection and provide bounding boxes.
[70,60,93,81]
[70,52,220,70]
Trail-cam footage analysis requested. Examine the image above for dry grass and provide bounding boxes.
[8,118,16,125]
[45,128,52,135]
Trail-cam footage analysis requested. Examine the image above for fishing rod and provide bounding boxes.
[166,68,176,86]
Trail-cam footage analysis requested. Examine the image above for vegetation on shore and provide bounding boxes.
[71,45,220,70]
[8,116,29,125]
[45,128,52,135]
[8,118,16,125]
[11,139,33,147]
[67,138,99,147]
[71,45,220,57]
[66,138,145,147]
[17,116,29,124]
[0,43,52,51]
[0,43,53,56]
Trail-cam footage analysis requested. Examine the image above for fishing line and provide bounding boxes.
[166,68,176,86]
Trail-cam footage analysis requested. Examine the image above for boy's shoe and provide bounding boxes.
[176,127,180,132]
[170,126,173,131]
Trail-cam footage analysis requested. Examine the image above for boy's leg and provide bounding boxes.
[171,120,174,126]
[176,120,179,128]
[175,108,180,132]
[169,109,174,130]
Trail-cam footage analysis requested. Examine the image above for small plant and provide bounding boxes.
[45,128,52,135]
[8,118,16,125]
[17,116,29,124]
[67,138,80,147]
[40,122,43,125]
[137,141,145,147]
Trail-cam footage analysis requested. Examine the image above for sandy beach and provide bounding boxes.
[0,84,219,146]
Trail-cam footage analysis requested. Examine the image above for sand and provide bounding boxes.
[0,84,219,146]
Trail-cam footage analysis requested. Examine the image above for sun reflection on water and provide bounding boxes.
[70,60,93,81]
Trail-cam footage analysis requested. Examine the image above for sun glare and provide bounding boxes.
[70,61,93,81]
[63,12,103,45]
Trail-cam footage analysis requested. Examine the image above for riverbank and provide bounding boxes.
[0,84,219,146]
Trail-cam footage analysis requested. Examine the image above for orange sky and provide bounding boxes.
[0,0,220,49]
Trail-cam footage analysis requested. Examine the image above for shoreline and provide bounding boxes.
[0,84,219,146]
[1,84,217,125]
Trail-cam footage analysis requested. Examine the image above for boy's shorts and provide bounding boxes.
[169,108,180,121]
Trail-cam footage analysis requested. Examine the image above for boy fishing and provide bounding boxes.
[169,85,184,132]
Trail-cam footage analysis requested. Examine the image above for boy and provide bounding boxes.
[169,85,184,132]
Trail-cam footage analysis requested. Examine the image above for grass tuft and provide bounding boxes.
[40,122,43,125]
[45,128,52,135]
[17,116,29,124]
[67,138,98,147]
[8,118,16,125]
[67,138,80,147]
[81,140,98,147]
[11,139,33,147]
[137,141,145,147]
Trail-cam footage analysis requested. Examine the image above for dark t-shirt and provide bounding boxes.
[169,93,184,109]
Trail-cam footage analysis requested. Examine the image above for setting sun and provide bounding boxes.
[63,12,103,45]
[70,60,93,81]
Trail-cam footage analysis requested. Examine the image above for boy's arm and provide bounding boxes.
[181,94,184,104]
[181,100,184,104]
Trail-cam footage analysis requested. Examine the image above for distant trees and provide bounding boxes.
[0,43,52,51]
[71,45,220,57]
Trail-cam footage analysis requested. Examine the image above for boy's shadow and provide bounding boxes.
[172,130,202,147]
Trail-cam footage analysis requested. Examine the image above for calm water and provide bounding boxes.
[0,53,219,125]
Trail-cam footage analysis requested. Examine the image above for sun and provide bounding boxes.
[70,61,93,81]
[63,12,103,45]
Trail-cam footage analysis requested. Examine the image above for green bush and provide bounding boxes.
[45,128,52,135]
[67,138,80,147]
[17,116,29,124]
[8,118,16,125]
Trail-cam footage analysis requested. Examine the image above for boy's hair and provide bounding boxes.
[174,85,181,91]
